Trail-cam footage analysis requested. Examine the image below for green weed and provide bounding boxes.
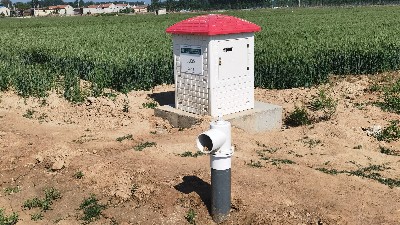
[256,142,280,153]
[74,171,84,179]
[122,99,129,113]
[133,141,156,151]
[379,79,400,114]
[142,101,158,109]
[375,120,400,142]
[178,151,205,158]
[366,83,381,92]
[30,212,43,221]
[104,92,117,101]
[270,159,296,166]
[4,186,20,195]
[301,137,322,148]
[0,208,19,225]
[354,102,367,110]
[285,106,311,127]
[79,194,106,224]
[316,168,341,175]
[316,164,400,188]
[116,134,133,142]
[185,208,196,225]
[23,197,44,210]
[309,89,337,120]
[257,151,295,166]
[379,146,400,156]
[247,160,264,168]
[23,187,61,211]
[131,184,139,195]
[23,109,35,119]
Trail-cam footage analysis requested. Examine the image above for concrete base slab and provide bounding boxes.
[154,105,203,129]
[154,101,282,132]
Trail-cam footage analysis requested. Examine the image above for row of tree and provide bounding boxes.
[149,0,400,11]
[0,0,145,10]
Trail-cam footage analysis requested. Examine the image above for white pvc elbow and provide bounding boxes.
[196,119,232,156]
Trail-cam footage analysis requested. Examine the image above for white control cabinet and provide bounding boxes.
[167,14,260,117]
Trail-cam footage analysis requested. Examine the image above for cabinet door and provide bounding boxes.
[217,39,249,81]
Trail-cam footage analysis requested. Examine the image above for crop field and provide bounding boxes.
[1,6,400,99]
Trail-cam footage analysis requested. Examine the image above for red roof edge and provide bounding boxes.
[166,14,261,36]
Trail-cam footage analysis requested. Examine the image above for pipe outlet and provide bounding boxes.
[196,119,232,155]
[197,129,226,153]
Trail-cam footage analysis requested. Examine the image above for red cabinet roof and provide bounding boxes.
[166,14,261,36]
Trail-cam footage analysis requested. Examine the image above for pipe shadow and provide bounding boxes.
[148,91,175,106]
[174,176,211,213]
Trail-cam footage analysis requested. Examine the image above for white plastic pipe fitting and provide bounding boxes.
[196,119,232,155]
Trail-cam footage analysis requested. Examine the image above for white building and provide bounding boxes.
[0,6,10,16]
[33,8,52,17]
[83,5,101,14]
[99,3,116,13]
[83,3,118,14]
[48,5,74,15]
[115,3,129,12]
[132,5,147,13]
[34,5,74,16]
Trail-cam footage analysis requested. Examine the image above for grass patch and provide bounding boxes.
[131,184,139,195]
[270,159,296,165]
[316,164,400,188]
[22,109,35,119]
[178,151,205,158]
[0,208,19,225]
[301,137,322,148]
[23,187,61,211]
[378,79,400,114]
[122,99,130,113]
[316,168,341,175]
[79,194,106,224]
[30,212,43,221]
[353,102,367,110]
[4,186,20,195]
[257,150,296,166]
[366,83,381,92]
[72,134,97,144]
[133,141,156,151]
[256,141,280,153]
[185,208,196,225]
[116,134,133,142]
[74,171,84,179]
[379,146,400,156]
[38,113,48,122]
[142,101,158,109]
[285,106,311,127]
[104,92,117,101]
[308,89,337,120]
[247,160,264,168]
[375,120,400,142]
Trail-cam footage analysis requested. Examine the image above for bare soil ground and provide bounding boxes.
[1,72,400,225]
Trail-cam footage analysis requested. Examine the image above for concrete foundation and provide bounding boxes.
[154,101,282,133]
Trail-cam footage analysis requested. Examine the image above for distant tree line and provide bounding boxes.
[149,0,400,11]
[0,0,145,10]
